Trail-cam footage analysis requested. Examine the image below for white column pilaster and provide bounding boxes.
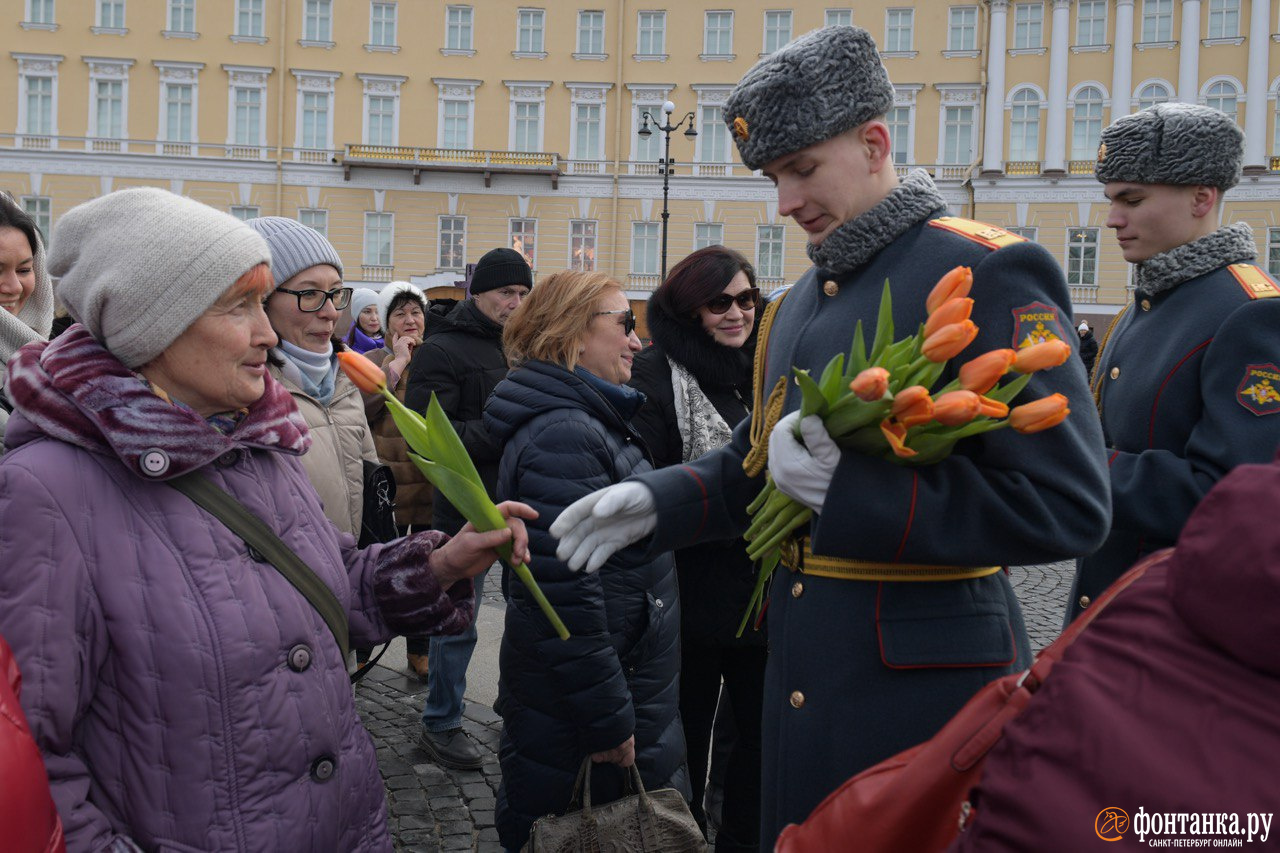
[983,0,1010,172]
[1177,0,1202,103]
[1110,0,1136,119]
[1243,0,1271,168]
[1044,0,1072,171]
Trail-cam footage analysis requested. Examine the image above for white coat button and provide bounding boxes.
[139,449,170,477]
[655,598,664,609]
[791,582,804,598]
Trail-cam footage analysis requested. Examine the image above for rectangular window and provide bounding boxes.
[95,80,124,138]
[1013,3,1043,49]
[510,219,536,266]
[304,0,332,41]
[299,208,328,238]
[1077,0,1106,45]
[98,0,125,28]
[1008,226,1038,240]
[517,8,545,53]
[301,92,328,149]
[367,95,394,145]
[23,76,53,135]
[442,100,470,149]
[235,0,262,37]
[233,87,261,145]
[578,10,604,54]
[1067,228,1099,287]
[635,105,661,161]
[632,222,660,275]
[825,9,853,28]
[570,220,597,271]
[22,197,51,244]
[763,11,792,54]
[885,8,914,52]
[757,225,784,280]
[370,2,396,46]
[942,106,974,164]
[694,223,724,250]
[573,104,601,160]
[230,205,259,221]
[1071,91,1104,160]
[168,0,194,32]
[446,6,473,50]
[165,83,193,141]
[1268,229,1280,278]
[704,11,733,55]
[364,212,393,266]
[949,6,978,51]
[698,105,729,163]
[1208,0,1240,38]
[887,106,911,164]
[513,101,541,152]
[1141,0,1172,42]
[439,215,466,269]
[638,10,665,54]
[29,0,55,24]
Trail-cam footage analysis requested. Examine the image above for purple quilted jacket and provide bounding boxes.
[0,327,475,853]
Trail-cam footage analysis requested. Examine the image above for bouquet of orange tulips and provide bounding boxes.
[738,267,1072,635]
[338,352,570,640]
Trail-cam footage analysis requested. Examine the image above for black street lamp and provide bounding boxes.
[637,100,697,280]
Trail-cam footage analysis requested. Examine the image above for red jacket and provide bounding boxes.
[0,633,65,853]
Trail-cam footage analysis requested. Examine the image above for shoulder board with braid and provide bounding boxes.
[928,217,1027,251]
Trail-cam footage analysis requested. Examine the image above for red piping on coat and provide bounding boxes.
[893,471,919,562]
[1148,339,1211,448]
[679,465,709,541]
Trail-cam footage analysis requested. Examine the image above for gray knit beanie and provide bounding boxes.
[348,288,380,322]
[244,215,343,286]
[49,187,271,368]
[1095,103,1244,190]
[725,26,894,171]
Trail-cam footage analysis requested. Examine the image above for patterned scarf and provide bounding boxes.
[668,356,733,462]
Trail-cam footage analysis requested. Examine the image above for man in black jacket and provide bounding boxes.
[406,246,531,768]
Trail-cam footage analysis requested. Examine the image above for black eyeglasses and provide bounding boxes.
[595,308,637,336]
[704,287,760,315]
[274,286,354,313]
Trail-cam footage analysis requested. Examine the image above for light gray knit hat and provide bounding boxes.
[1095,103,1244,190]
[244,215,343,286]
[348,288,380,322]
[724,25,894,171]
[49,187,271,368]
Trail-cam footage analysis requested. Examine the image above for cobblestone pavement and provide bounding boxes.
[356,560,1075,851]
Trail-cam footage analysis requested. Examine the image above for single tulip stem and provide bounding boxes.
[509,560,570,640]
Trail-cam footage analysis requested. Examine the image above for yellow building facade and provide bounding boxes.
[5,0,1280,322]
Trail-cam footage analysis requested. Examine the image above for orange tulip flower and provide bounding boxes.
[925,266,973,315]
[932,390,982,426]
[1009,393,1070,434]
[337,350,388,394]
[1012,340,1072,374]
[880,419,917,458]
[891,385,935,428]
[922,320,979,362]
[923,297,974,338]
[977,396,1010,419]
[850,366,891,401]
[959,349,1016,394]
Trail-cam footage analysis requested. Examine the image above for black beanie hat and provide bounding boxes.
[469,247,533,295]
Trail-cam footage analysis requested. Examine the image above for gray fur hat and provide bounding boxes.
[724,26,894,171]
[1094,103,1244,190]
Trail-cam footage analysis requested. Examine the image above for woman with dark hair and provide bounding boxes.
[0,193,53,446]
[627,245,764,851]
[345,288,384,354]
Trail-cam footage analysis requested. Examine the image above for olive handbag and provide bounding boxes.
[523,758,706,853]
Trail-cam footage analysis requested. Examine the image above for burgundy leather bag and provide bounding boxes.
[774,553,1163,853]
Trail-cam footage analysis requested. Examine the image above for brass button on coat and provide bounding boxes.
[823,280,839,297]
[789,690,805,709]
[1078,595,1091,609]
[1109,366,1120,380]
[1140,298,1152,311]
[791,581,804,598]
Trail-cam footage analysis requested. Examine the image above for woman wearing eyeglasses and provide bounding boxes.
[483,270,689,851]
[627,245,763,851]
[246,216,380,539]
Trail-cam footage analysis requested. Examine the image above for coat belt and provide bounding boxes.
[780,537,1002,582]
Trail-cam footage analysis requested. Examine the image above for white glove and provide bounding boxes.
[550,482,658,574]
[768,412,841,513]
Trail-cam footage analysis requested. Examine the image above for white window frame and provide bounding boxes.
[1203,78,1241,123]
[84,57,132,147]
[293,70,339,156]
[15,54,62,145]
[154,62,202,152]
[299,208,328,238]
[703,11,734,57]
[364,211,394,267]
[96,0,126,31]
[445,5,474,52]
[302,0,333,44]
[369,2,397,49]
[628,85,672,165]
[1008,226,1038,241]
[25,0,56,26]
[637,10,666,57]
[693,85,733,168]
[230,204,260,221]
[1267,228,1280,278]
[887,105,913,165]
[438,215,466,270]
[1007,86,1043,162]
[694,223,724,250]
[576,10,606,57]
[1012,3,1043,50]
[570,220,597,271]
[1141,0,1173,43]
[224,65,271,155]
[885,8,914,54]
[756,225,784,281]
[166,0,196,34]
[567,83,611,162]
[510,218,537,267]
[359,74,405,146]
[631,221,660,275]
[763,10,792,55]
[1066,227,1099,287]
[234,0,263,39]
[1135,79,1172,109]
[1208,0,1240,39]
[516,8,546,56]
[1076,0,1107,46]
[1069,84,1106,161]
[825,9,853,28]
[22,196,51,244]
[507,82,549,153]
[948,6,978,52]
[435,78,480,150]
[935,84,980,165]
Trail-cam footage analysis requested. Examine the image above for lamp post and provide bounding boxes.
[637,100,697,280]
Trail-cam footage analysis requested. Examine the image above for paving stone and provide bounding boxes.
[470,810,495,828]
[477,827,501,843]
[440,836,474,851]
[398,814,434,831]
[425,783,460,799]
[434,806,470,823]
[429,795,465,811]
[385,774,420,791]
[451,769,486,785]
[440,820,472,836]
[477,841,504,853]
[414,764,452,786]
[461,782,493,800]
[468,797,496,814]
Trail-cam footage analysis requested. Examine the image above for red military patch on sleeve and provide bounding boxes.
[1237,363,1280,415]
[1011,302,1066,349]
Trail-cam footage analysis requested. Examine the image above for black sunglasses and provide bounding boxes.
[595,308,637,336]
[274,286,353,313]
[704,287,760,315]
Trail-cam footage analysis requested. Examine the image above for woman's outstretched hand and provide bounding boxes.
[429,501,538,587]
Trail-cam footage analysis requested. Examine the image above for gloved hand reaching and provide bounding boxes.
[768,411,841,514]
[550,482,657,573]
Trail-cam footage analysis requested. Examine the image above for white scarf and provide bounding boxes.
[669,356,733,462]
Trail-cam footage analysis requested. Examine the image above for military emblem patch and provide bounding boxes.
[1236,363,1280,415]
[1011,302,1066,349]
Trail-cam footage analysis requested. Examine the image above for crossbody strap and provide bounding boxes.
[168,471,350,661]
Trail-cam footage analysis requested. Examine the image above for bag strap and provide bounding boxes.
[168,471,351,661]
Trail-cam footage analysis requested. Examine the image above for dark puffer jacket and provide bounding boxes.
[405,299,508,533]
[628,299,763,647]
[484,360,687,850]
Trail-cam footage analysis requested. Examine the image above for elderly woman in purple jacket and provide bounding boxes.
[0,188,534,853]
